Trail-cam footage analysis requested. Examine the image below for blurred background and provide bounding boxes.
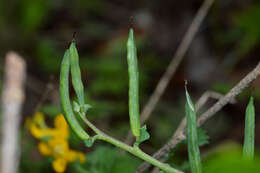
[0,0,259,172]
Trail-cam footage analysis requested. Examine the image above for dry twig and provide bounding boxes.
[124,0,216,145]
[136,61,260,173]
[0,52,26,173]
[33,80,54,114]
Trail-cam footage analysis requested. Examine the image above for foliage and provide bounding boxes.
[203,142,260,173]
[185,86,202,173]
[83,145,141,173]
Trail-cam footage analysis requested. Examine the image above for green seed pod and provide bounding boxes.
[127,28,140,138]
[243,96,255,160]
[69,42,85,111]
[60,49,89,140]
[185,86,202,173]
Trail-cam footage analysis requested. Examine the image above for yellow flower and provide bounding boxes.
[38,137,86,172]
[29,113,69,140]
[29,112,86,173]
[38,142,52,156]
[54,114,69,139]
[53,158,67,173]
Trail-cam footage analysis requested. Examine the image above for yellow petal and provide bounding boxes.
[48,138,70,158]
[53,158,67,173]
[66,150,78,162]
[54,114,69,139]
[54,114,68,129]
[38,142,52,156]
[66,150,86,163]
[29,123,56,139]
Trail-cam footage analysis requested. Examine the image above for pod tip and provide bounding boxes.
[184,79,188,91]
[129,16,134,29]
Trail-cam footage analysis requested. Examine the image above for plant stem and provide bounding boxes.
[80,115,182,173]
[99,135,182,173]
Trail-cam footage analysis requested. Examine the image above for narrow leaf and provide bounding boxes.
[243,96,255,160]
[84,135,99,147]
[185,86,202,173]
[134,125,150,147]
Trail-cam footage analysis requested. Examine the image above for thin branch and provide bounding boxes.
[124,0,216,145]
[136,61,260,173]
[0,52,26,173]
[33,80,54,114]
[195,91,236,111]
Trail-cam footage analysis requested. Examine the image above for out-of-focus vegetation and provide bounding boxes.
[0,0,259,172]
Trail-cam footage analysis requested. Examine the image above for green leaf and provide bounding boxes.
[243,96,255,160]
[185,86,202,173]
[73,101,81,113]
[197,128,209,146]
[84,139,94,147]
[183,128,209,146]
[74,101,92,115]
[134,125,150,146]
[84,135,99,147]
[83,104,92,113]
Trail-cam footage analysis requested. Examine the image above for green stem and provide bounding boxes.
[79,115,182,173]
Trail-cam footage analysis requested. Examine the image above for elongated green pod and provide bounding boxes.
[127,28,140,138]
[243,96,255,160]
[185,86,202,173]
[69,42,85,109]
[60,50,89,140]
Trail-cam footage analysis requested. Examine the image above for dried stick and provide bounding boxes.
[136,61,260,173]
[33,80,54,114]
[195,91,236,110]
[124,0,216,145]
[0,52,26,173]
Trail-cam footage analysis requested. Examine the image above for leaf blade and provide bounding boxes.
[185,87,202,173]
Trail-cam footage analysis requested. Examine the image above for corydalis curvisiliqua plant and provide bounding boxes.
[59,49,90,140]
[59,28,183,173]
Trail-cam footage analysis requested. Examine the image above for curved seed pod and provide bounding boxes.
[69,42,85,110]
[60,49,89,140]
[185,86,202,173]
[243,96,255,160]
[127,28,140,138]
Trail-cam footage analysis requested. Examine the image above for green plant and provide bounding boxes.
[60,28,182,173]
[59,28,257,173]
[185,84,202,173]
